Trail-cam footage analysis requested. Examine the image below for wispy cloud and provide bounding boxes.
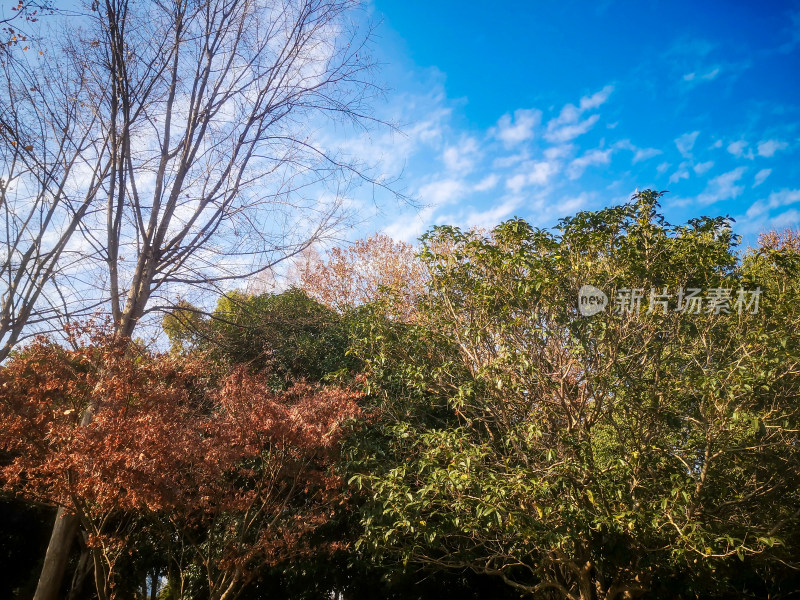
[696,167,748,205]
[757,139,788,158]
[458,198,523,230]
[675,131,700,157]
[418,178,469,207]
[579,85,615,110]
[474,173,499,192]
[694,161,714,175]
[544,145,575,161]
[506,159,560,192]
[528,160,559,185]
[614,139,662,163]
[544,85,613,143]
[682,66,720,82]
[669,164,690,184]
[545,115,600,143]
[777,10,800,53]
[633,147,663,163]
[492,109,542,146]
[727,140,755,160]
[753,168,772,188]
[525,191,594,227]
[746,189,800,219]
[442,137,480,173]
[567,148,612,179]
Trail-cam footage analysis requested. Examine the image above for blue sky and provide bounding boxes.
[351,0,800,247]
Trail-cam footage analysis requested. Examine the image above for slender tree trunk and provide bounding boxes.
[149,568,159,600]
[67,541,93,600]
[35,398,99,599]
[90,544,111,600]
[33,508,79,600]
[35,310,138,600]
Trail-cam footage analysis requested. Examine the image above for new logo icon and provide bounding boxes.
[578,285,608,316]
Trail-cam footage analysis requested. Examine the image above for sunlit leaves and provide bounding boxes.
[0,324,362,598]
[348,192,800,599]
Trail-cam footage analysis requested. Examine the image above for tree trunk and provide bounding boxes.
[33,507,79,600]
[35,400,99,599]
[67,541,93,600]
[149,568,159,600]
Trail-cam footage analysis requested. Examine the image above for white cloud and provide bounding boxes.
[579,85,615,110]
[683,65,730,86]
[753,168,771,187]
[614,139,661,163]
[382,206,438,243]
[505,159,559,192]
[567,148,612,179]
[418,178,468,206]
[525,192,593,227]
[656,162,670,174]
[544,144,574,160]
[693,161,714,175]
[756,139,788,158]
[442,137,480,172]
[493,109,542,146]
[545,114,600,143]
[727,140,754,159]
[763,209,800,230]
[696,167,747,205]
[473,173,499,192]
[544,85,613,143]
[682,68,718,82]
[633,147,662,163]
[737,209,800,236]
[506,173,528,194]
[675,131,700,157]
[492,151,529,169]
[528,160,559,185]
[746,189,800,219]
[669,168,690,184]
[328,89,452,179]
[461,197,523,230]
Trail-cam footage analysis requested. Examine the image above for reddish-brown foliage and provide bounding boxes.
[758,228,800,252]
[0,325,362,599]
[296,234,426,320]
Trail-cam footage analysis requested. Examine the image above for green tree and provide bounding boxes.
[348,191,800,600]
[164,288,356,387]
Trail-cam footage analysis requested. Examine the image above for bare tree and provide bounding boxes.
[21,0,393,598]
[1,2,53,46]
[64,0,386,337]
[0,33,111,361]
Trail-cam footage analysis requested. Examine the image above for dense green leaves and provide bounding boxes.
[164,289,355,387]
[347,191,800,600]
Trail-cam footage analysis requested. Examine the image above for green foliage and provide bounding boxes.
[164,288,356,386]
[162,300,208,355]
[347,191,800,599]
